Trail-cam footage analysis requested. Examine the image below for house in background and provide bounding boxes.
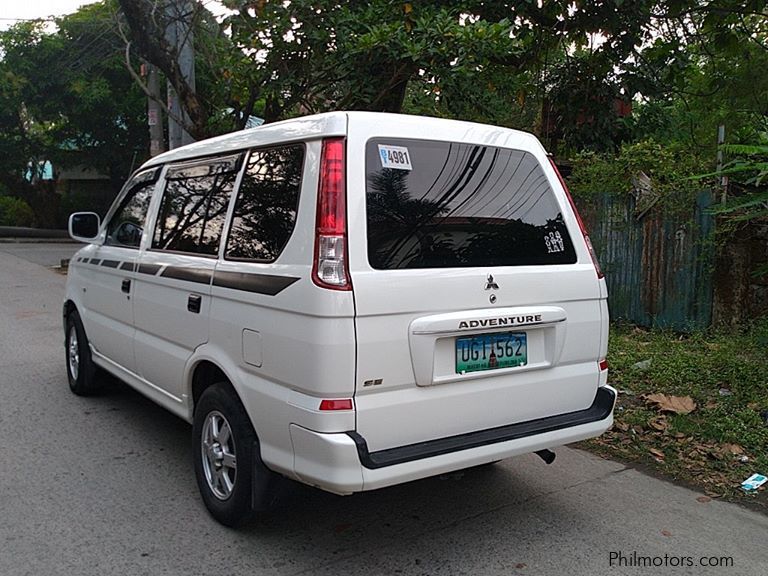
[25,160,114,218]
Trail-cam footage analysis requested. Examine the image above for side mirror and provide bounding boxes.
[114,221,143,247]
[68,212,101,242]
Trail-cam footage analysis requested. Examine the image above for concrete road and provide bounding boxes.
[0,241,83,268]
[0,248,766,576]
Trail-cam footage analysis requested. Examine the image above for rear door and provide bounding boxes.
[346,118,606,453]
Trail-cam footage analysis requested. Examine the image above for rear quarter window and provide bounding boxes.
[224,144,304,262]
[365,138,577,269]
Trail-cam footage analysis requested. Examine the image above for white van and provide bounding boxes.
[64,112,615,526]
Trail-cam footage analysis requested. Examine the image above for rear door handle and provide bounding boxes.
[121,279,131,293]
[187,294,202,314]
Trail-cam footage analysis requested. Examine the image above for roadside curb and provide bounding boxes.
[0,226,75,242]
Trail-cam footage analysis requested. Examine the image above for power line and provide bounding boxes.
[60,21,120,70]
[0,17,57,22]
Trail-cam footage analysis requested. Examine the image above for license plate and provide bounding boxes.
[455,332,527,374]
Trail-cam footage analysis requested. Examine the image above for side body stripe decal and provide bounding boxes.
[76,257,299,296]
[213,271,299,296]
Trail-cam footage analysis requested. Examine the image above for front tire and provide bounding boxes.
[65,310,100,396]
[193,383,279,527]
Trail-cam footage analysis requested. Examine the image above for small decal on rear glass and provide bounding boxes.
[544,231,565,253]
[378,145,413,170]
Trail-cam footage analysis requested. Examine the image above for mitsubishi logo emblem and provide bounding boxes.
[484,274,499,290]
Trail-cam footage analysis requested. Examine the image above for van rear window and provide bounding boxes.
[365,139,576,269]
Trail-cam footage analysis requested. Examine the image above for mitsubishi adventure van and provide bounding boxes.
[64,112,615,526]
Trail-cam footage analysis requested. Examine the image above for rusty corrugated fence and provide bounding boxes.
[578,191,715,330]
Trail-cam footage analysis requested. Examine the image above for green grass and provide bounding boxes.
[581,320,768,508]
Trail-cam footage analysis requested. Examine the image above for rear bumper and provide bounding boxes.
[290,385,616,494]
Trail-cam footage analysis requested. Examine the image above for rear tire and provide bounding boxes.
[65,310,100,396]
[193,382,279,527]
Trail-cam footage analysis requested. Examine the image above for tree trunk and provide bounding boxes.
[367,63,415,113]
[117,0,210,140]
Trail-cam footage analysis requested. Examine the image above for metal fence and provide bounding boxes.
[578,191,715,330]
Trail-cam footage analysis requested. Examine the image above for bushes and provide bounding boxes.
[0,196,35,227]
[567,140,712,213]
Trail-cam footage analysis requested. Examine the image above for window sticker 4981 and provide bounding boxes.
[378,144,412,170]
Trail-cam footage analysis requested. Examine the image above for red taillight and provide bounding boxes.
[599,359,609,372]
[548,157,604,279]
[312,138,351,290]
[319,398,354,411]
[317,138,345,234]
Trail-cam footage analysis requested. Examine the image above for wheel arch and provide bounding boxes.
[63,299,78,329]
[185,350,295,479]
[189,359,240,418]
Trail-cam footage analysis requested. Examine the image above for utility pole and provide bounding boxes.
[716,124,728,204]
[146,64,166,157]
[165,0,195,150]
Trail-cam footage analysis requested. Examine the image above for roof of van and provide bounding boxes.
[141,111,542,169]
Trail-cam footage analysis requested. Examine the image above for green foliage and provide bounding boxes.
[692,140,768,234]
[221,1,539,120]
[717,142,768,187]
[707,142,768,279]
[628,14,768,149]
[0,196,35,227]
[568,140,712,212]
[0,1,147,227]
[403,64,539,130]
[115,0,768,159]
[216,0,695,125]
[58,185,116,225]
[543,50,631,153]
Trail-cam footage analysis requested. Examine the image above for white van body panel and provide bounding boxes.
[345,113,607,453]
[290,396,614,494]
[143,113,347,169]
[67,181,148,374]
[202,137,357,476]
[64,111,613,504]
[132,251,216,401]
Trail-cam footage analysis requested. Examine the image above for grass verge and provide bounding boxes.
[579,320,768,511]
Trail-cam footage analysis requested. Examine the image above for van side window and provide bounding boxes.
[152,154,242,256]
[224,144,304,262]
[104,168,159,248]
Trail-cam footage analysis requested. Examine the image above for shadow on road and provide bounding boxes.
[85,373,587,575]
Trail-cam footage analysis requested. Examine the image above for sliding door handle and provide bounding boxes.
[187,294,202,313]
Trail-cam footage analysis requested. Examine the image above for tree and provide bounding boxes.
[628,2,768,149]
[0,2,148,226]
[45,0,768,158]
[116,0,210,138]
[117,0,695,132]
[541,49,632,153]
[219,0,683,124]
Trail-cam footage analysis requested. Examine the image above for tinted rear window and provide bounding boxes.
[365,138,576,269]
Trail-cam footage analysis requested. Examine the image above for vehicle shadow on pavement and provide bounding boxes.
[82,376,601,575]
[239,466,580,574]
